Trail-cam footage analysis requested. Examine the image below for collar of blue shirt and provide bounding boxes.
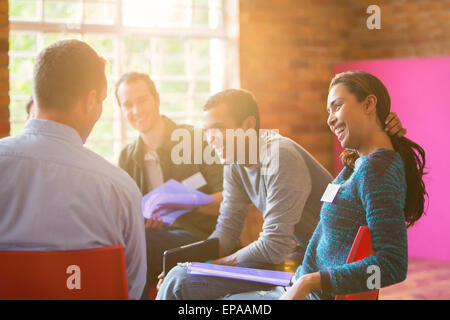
[23,119,83,146]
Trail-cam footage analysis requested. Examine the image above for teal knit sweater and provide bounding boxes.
[294,148,408,299]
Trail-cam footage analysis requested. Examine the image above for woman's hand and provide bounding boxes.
[280,272,321,300]
[385,112,407,138]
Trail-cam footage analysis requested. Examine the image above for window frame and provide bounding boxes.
[9,0,240,162]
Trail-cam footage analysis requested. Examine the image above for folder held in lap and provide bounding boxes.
[186,262,294,287]
[163,238,219,275]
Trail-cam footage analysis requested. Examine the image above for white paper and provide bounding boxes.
[182,172,207,190]
[320,183,340,203]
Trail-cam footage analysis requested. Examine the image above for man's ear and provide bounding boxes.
[84,89,98,113]
[155,92,160,108]
[242,116,257,131]
[365,94,378,115]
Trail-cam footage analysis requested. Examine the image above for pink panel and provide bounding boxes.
[334,57,450,261]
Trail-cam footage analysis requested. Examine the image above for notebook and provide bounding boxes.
[186,262,294,287]
[163,238,219,275]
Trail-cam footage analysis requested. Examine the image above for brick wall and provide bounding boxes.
[346,0,450,60]
[239,0,353,173]
[0,0,8,138]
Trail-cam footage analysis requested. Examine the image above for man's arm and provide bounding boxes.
[233,146,312,265]
[197,140,224,216]
[197,191,223,216]
[208,165,250,256]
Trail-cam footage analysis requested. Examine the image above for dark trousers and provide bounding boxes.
[141,227,200,300]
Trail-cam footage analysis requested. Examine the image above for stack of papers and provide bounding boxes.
[186,262,294,287]
[142,179,214,225]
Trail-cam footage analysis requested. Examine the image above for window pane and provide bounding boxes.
[123,36,151,72]
[10,121,26,137]
[125,37,150,54]
[9,33,37,52]
[9,0,41,21]
[195,63,210,76]
[162,39,186,55]
[157,2,189,28]
[90,120,114,140]
[192,6,209,26]
[125,55,152,74]
[161,96,188,114]
[44,0,83,24]
[9,99,29,122]
[194,96,208,112]
[159,81,189,94]
[85,140,114,161]
[10,79,33,97]
[83,34,115,54]
[122,0,155,27]
[162,60,186,75]
[84,0,116,25]
[43,33,81,47]
[191,39,210,56]
[101,98,116,119]
[9,57,35,80]
[195,81,210,94]
[123,0,190,28]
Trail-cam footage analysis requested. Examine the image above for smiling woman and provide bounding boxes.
[8,0,239,162]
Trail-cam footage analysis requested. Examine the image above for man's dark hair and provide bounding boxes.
[33,39,107,110]
[203,89,260,130]
[115,71,158,105]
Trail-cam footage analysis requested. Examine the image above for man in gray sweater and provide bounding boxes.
[156,89,333,300]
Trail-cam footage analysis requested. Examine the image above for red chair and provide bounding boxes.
[335,226,379,300]
[0,245,128,300]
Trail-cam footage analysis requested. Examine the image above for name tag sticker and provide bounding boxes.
[182,172,207,190]
[321,183,340,203]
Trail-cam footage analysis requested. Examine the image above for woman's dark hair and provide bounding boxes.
[330,71,427,228]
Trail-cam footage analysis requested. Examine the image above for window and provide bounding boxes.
[9,0,240,162]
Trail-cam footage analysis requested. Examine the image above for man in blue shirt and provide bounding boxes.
[0,39,147,299]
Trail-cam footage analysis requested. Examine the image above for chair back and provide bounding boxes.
[335,226,379,300]
[0,245,128,300]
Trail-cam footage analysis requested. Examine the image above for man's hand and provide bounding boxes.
[211,253,238,266]
[385,112,406,138]
[280,272,321,300]
[197,192,223,216]
[156,272,165,291]
[144,214,165,229]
